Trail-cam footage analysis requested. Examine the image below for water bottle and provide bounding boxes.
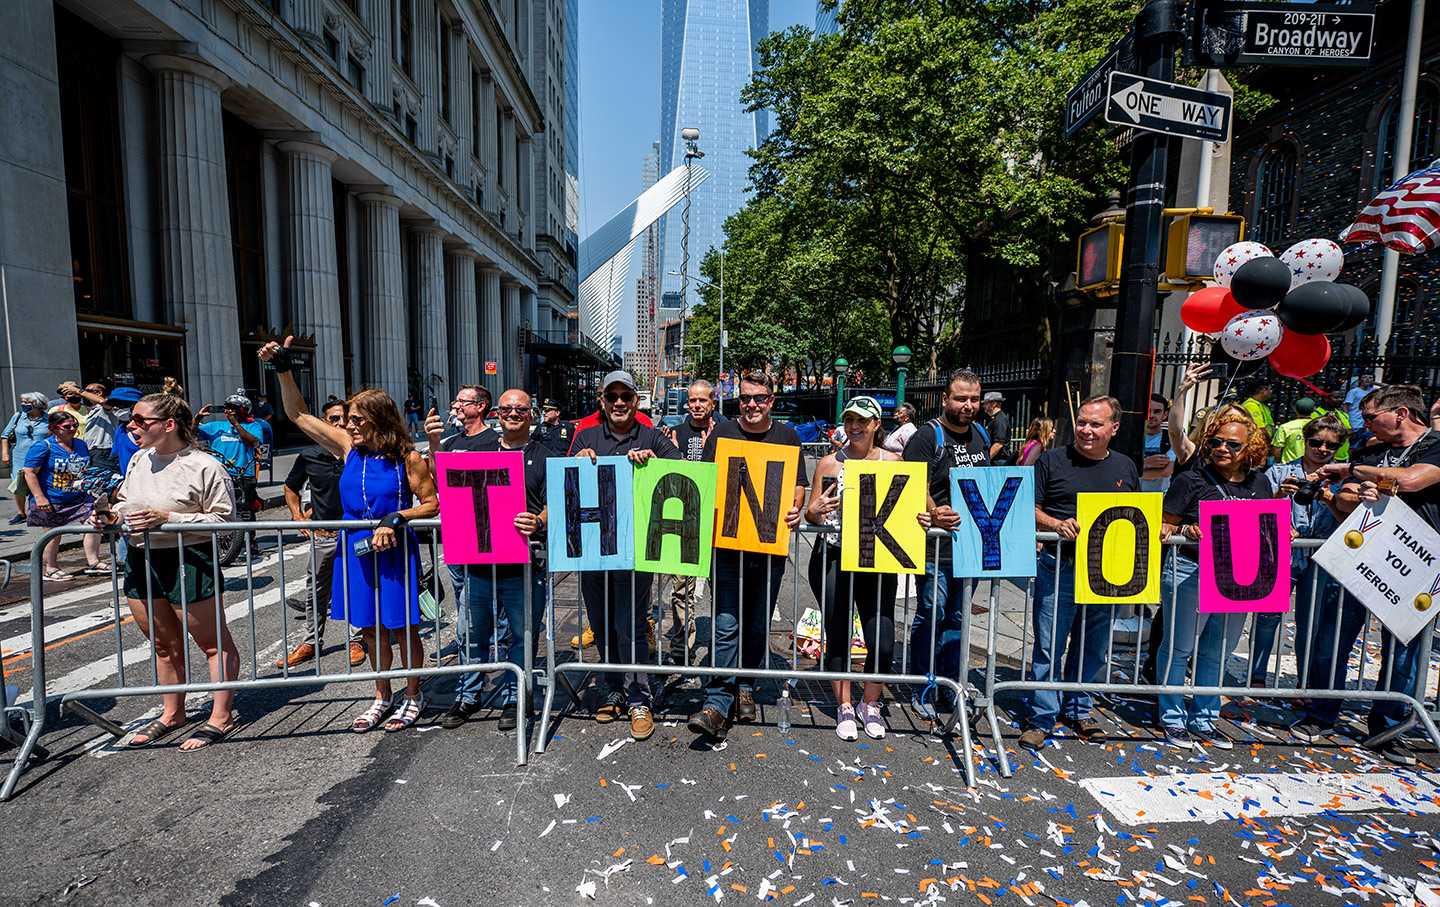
[777,688,792,735]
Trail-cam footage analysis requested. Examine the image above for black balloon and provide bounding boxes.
[1229,257,1292,309]
[1332,284,1371,333]
[1277,281,1350,335]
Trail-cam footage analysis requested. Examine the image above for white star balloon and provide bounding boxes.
[1213,242,1274,288]
[1279,238,1344,289]
[1220,309,1284,361]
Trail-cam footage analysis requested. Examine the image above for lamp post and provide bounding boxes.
[667,249,723,401]
[678,127,703,384]
[833,357,850,426]
[891,345,912,407]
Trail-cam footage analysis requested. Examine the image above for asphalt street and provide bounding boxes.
[3,510,1440,906]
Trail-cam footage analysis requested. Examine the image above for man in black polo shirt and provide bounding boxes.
[689,372,807,740]
[1020,395,1138,750]
[571,370,680,741]
[277,399,366,668]
[441,389,553,733]
[902,368,991,694]
[1304,384,1440,766]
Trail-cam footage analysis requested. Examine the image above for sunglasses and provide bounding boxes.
[603,391,635,404]
[128,414,166,427]
[1206,437,1245,452]
[496,405,532,415]
[325,413,345,424]
[1360,407,1397,423]
[737,393,772,405]
[1307,439,1341,450]
[346,415,367,427]
[56,421,78,431]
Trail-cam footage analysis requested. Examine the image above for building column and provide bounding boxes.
[520,287,537,391]
[446,248,481,385]
[277,140,344,404]
[501,280,521,391]
[480,268,503,394]
[146,55,244,408]
[288,0,322,47]
[411,225,449,401]
[357,191,407,403]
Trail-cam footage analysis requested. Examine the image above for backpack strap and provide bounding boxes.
[930,418,988,464]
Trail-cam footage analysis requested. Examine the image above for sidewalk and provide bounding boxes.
[0,447,305,570]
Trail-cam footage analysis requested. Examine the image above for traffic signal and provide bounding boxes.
[1077,224,1124,292]
[1164,214,1245,282]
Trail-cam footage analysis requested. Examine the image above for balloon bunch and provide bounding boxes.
[1179,239,1371,378]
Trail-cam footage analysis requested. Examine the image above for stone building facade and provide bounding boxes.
[1,0,579,421]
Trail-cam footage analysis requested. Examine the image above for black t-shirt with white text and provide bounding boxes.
[902,418,990,563]
[673,419,711,463]
[1034,445,1141,522]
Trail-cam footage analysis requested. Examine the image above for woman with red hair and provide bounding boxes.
[1155,407,1272,750]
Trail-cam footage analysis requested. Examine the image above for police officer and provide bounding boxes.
[532,398,576,455]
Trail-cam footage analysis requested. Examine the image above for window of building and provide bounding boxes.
[1252,145,1296,247]
[346,55,365,91]
[223,112,267,338]
[332,178,355,390]
[1376,86,1439,190]
[56,8,130,318]
[405,114,418,144]
[445,154,454,179]
[496,110,505,185]
[439,18,452,124]
[396,0,413,77]
[323,30,340,63]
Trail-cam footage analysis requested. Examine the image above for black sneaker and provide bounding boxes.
[441,698,482,729]
[1163,727,1195,750]
[1372,739,1418,767]
[1289,718,1331,744]
[498,703,519,732]
[1191,726,1233,750]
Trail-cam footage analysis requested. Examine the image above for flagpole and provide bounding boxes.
[1373,0,1426,379]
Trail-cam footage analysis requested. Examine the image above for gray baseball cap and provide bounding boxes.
[600,370,638,392]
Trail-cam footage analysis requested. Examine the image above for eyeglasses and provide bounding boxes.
[496,405,532,415]
[737,393,772,405]
[1206,437,1245,452]
[56,422,78,432]
[603,391,635,404]
[452,398,483,408]
[1360,407,1397,423]
[128,415,166,428]
[1307,439,1341,450]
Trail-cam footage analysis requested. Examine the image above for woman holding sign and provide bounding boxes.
[805,396,905,740]
[258,338,439,733]
[1156,409,1271,750]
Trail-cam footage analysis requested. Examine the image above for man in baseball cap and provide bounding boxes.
[533,398,575,456]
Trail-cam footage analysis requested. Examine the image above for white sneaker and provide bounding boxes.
[859,700,886,739]
[835,703,858,741]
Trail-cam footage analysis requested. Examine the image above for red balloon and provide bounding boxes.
[1268,331,1331,378]
[1181,287,1245,334]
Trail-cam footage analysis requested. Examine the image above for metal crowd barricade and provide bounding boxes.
[2,516,538,801]
[534,526,984,787]
[973,534,1440,780]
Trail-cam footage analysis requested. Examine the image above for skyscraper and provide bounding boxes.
[815,2,839,35]
[635,141,662,384]
[658,0,769,315]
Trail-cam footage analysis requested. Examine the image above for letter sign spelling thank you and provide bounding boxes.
[1199,499,1291,614]
[546,456,635,571]
[1313,496,1440,643]
[713,438,799,556]
[633,459,718,577]
[434,451,528,564]
[1076,493,1161,604]
[951,467,1037,578]
[841,460,926,574]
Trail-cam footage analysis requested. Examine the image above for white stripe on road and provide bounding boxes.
[1082,771,1440,824]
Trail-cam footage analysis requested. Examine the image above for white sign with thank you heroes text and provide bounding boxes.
[1313,495,1440,644]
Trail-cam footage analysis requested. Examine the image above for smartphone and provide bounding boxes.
[821,475,838,495]
[1207,362,1229,383]
[353,536,373,557]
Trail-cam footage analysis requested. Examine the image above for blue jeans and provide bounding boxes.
[703,549,787,715]
[1156,555,1246,732]
[453,564,547,706]
[1028,551,1114,730]
[908,560,974,682]
[1303,580,1429,734]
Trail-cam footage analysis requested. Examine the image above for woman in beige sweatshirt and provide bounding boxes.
[92,393,240,750]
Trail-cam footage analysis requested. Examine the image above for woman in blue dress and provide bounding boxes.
[259,337,439,732]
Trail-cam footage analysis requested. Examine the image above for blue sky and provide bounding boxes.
[576,0,815,240]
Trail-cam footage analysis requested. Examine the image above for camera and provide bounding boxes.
[1292,477,1325,507]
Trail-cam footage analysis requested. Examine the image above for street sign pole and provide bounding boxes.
[1110,0,1180,460]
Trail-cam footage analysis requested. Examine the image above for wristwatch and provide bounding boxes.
[1347,461,1357,479]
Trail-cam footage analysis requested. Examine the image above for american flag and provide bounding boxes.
[1340,160,1440,255]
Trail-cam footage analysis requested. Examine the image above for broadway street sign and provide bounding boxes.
[1197,2,1375,68]
[1065,34,1135,139]
[1105,73,1232,143]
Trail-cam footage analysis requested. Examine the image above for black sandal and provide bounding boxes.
[180,721,235,751]
[127,717,188,748]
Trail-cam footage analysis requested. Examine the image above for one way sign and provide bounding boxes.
[1104,73,1232,143]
